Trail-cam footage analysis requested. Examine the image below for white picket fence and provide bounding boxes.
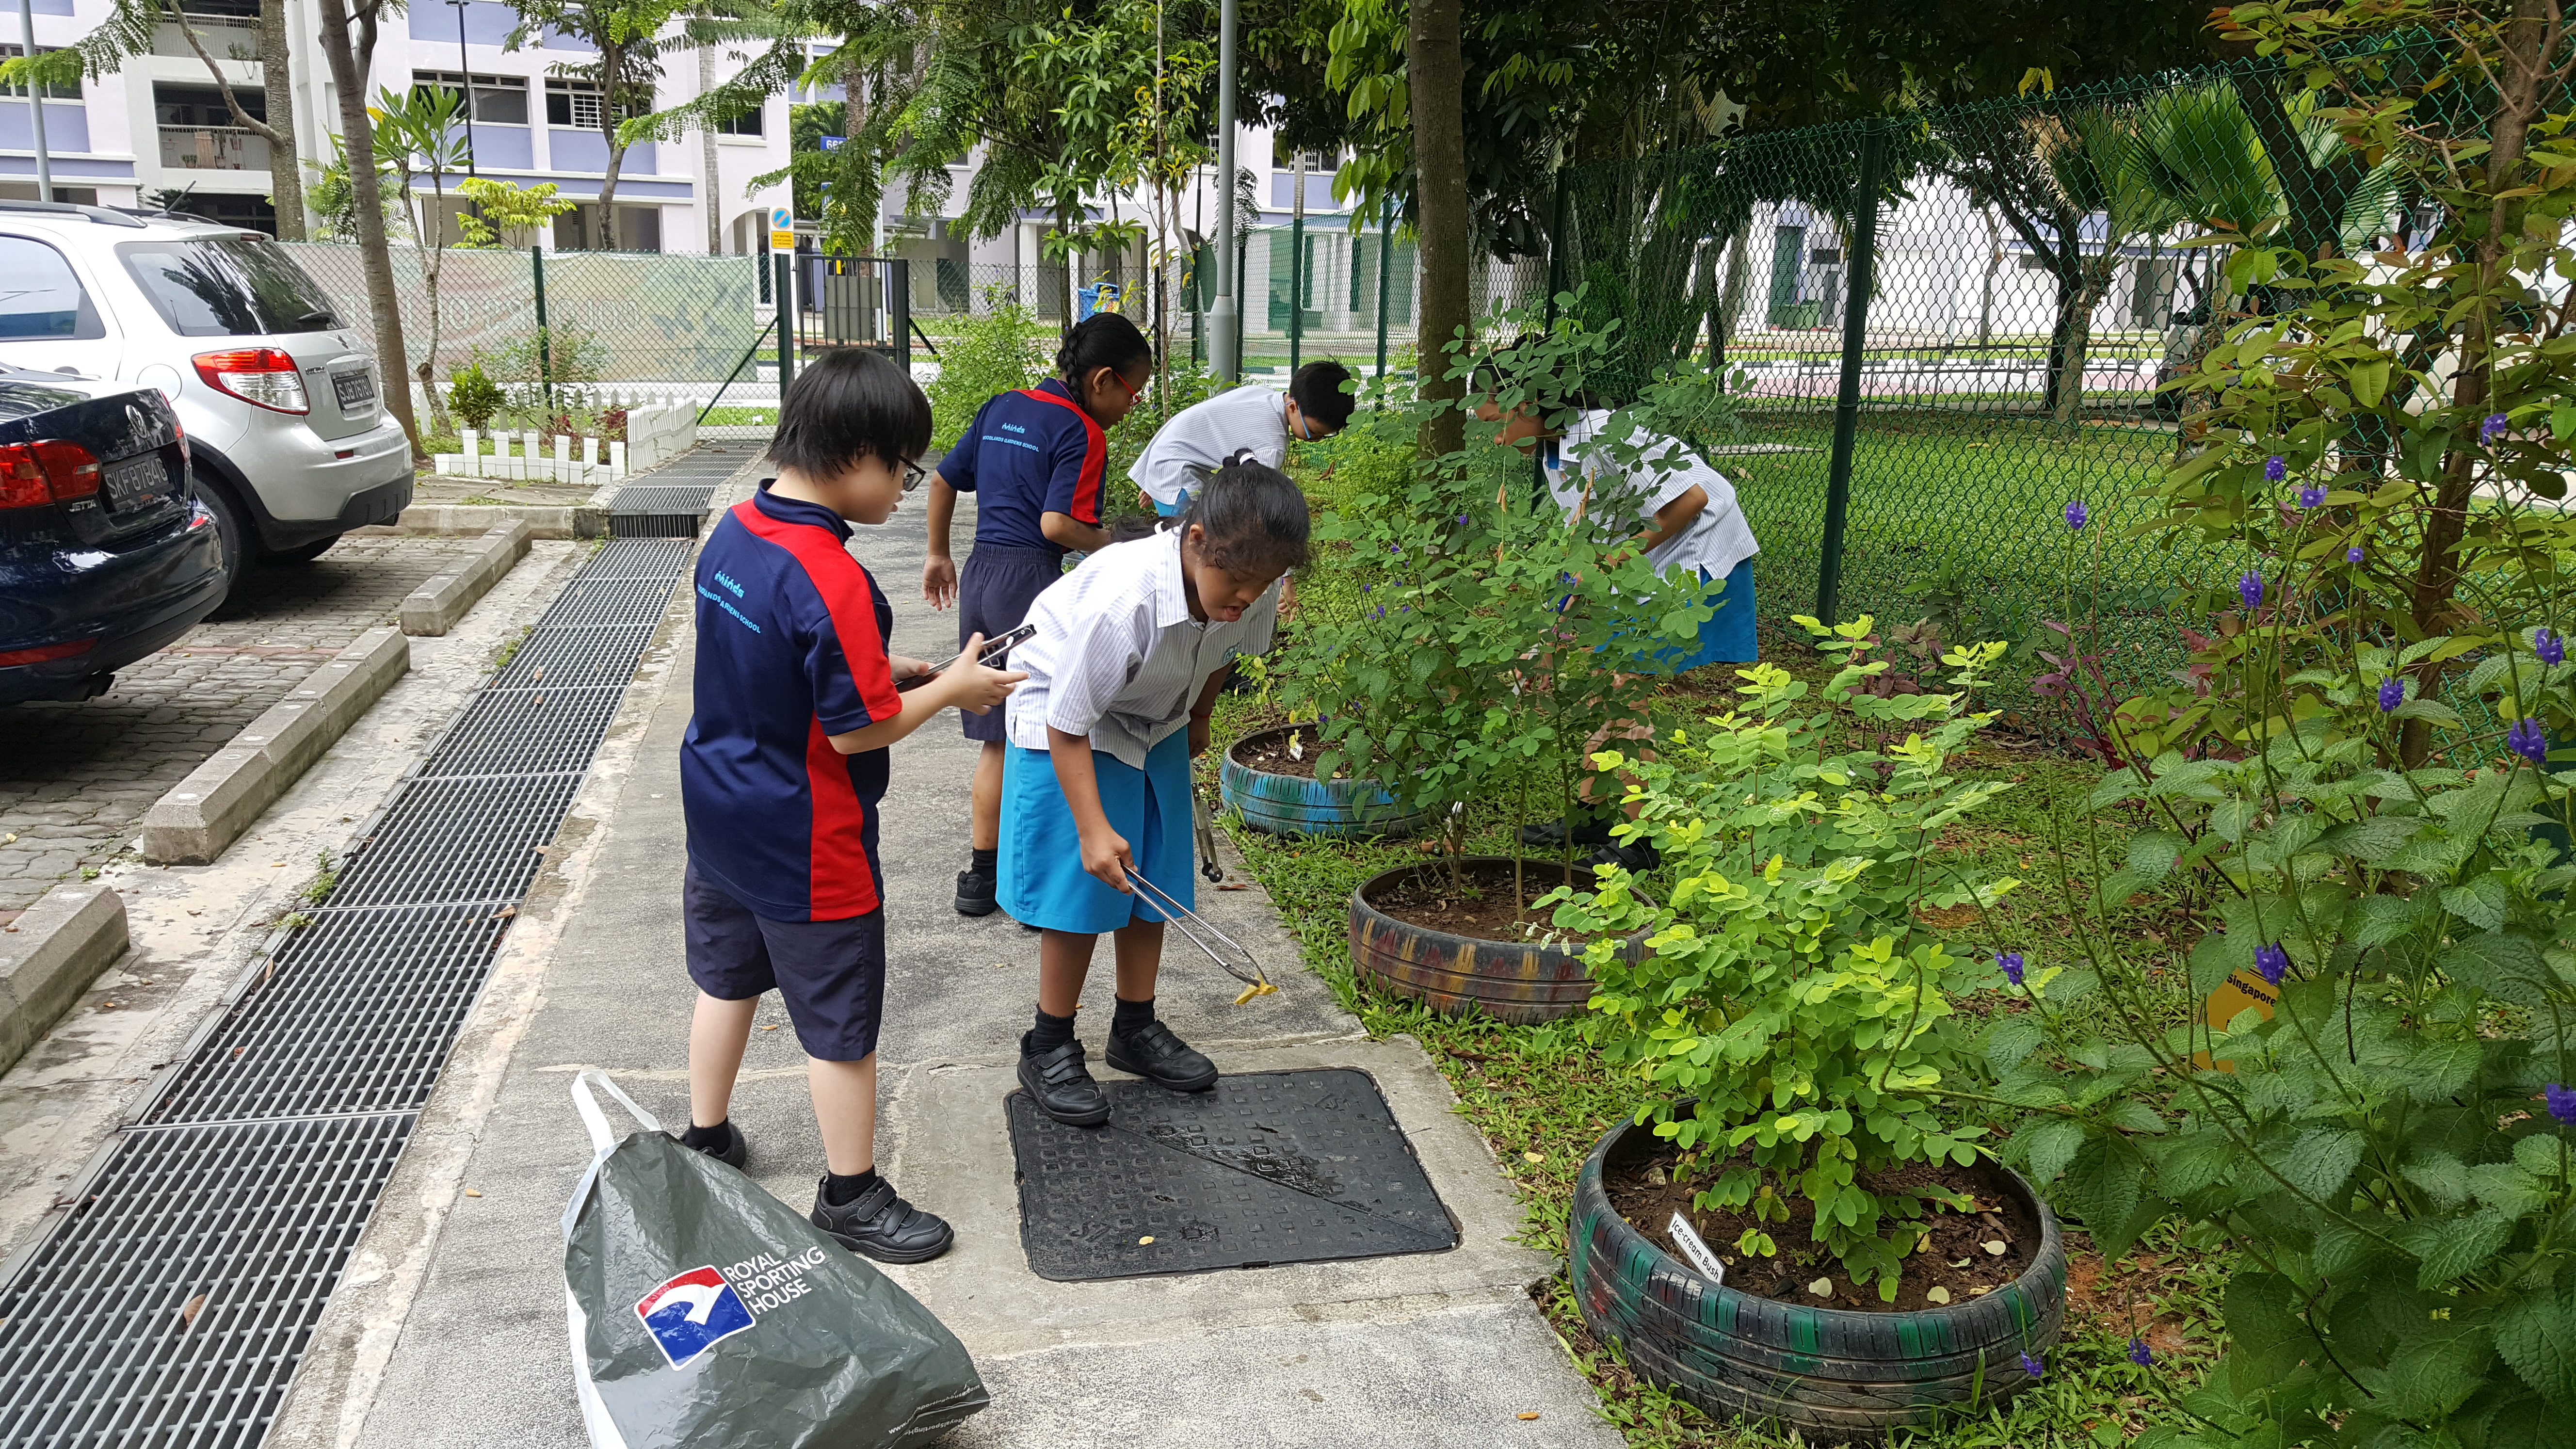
[432,403,699,487]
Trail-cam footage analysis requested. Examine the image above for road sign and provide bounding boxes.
[819,135,845,151]
[769,205,794,252]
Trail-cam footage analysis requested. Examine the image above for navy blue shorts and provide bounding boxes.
[683,863,886,1062]
[955,544,1064,742]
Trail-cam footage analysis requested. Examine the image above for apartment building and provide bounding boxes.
[4,0,791,253]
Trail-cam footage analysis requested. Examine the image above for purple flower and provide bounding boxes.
[2255,943,2290,985]
[1456,514,1468,525]
[1390,545,1403,557]
[2065,500,2089,530]
[2238,571,2265,610]
[2379,677,2405,712]
[1997,951,2025,986]
[2509,717,2549,766]
[2264,455,2286,482]
[2547,1083,2576,1125]
[2128,1337,2154,1367]
[2019,1352,2045,1378]
[2347,546,2366,564]
[2538,628,2566,667]
[2483,412,2510,442]
[2299,485,2326,509]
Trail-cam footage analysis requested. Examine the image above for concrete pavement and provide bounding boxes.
[273,480,1620,1449]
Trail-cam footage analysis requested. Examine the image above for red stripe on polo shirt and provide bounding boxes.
[1021,386,1107,527]
[731,499,901,917]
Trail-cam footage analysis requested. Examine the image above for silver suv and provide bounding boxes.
[0,202,412,589]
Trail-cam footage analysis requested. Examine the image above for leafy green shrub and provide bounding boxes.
[446,362,505,431]
[1555,626,2020,1299]
[927,290,1046,452]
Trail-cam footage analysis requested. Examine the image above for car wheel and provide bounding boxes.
[261,536,339,565]
[193,483,250,595]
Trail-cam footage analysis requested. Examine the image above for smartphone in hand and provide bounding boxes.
[896,621,1037,691]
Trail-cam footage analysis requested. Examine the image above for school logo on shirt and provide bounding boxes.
[634,1265,757,1368]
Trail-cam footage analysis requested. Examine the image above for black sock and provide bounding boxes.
[823,1168,882,1207]
[1111,995,1156,1036]
[970,846,997,873]
[680,1119,732,1153]
[1029,1008,1077,1053]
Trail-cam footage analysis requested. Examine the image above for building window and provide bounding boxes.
[1,45,80,101]
[715,105,763,137]
[545,77,645,129]
[554,202,661,253]
[1271,139,1337,173]
[414,71,530,126]
[155,82,263,128]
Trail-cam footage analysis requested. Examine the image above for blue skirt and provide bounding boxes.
[1632,559,1758,675]
[998,729,1195,933]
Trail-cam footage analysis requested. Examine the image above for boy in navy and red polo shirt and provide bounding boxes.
[679,348,1021,1265]
[921,313,1155,919]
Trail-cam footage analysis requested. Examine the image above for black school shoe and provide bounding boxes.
[810,1177,954,1264]
[1018,1035,1111,1127]
[676,1120,748,1170]
[955,864,998,917]
[1581,839,1662,874]
[1107,1020,1219,1094]
[1517,812,1616,849]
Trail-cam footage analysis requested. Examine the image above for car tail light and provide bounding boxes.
[192,348,309,414]
[0,439,104,509]
[0,638,95,667]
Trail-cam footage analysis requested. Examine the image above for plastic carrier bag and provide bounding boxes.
[562,1071,989,1449]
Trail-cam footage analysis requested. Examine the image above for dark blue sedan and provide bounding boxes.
[0,366,226,703]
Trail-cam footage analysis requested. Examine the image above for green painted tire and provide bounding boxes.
[1220,725,1427,838]
[1568,1113,2067,1439]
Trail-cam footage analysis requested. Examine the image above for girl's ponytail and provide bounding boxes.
[1055,313,1154,386]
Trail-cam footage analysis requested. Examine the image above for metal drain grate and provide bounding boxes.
[609,485,717,512]
[417,685,629,779]
[583,539,698,579]
[0,1113,414,1449]
[321,772,586,909]
[140,906,514,1126]
[609,512,707,540]
[493,626,660,689]
[536,576,683,630]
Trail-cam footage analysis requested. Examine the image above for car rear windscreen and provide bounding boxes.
[119,237,343,337]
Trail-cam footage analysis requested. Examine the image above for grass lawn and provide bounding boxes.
[1200,608,2233,1445]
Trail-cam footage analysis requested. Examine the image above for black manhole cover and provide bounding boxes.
[1004,1067,1458,1281]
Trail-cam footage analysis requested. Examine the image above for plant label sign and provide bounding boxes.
[1668,1213,1725,1285]
[2193,968,2279,1073]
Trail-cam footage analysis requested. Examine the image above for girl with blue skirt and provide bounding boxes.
[998,458,1311,1127]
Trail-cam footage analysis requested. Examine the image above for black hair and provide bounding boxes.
[1178,452,1310,577]
[1054,312,1154,389]
[767,347,932,477]
[1288,360,1356,431]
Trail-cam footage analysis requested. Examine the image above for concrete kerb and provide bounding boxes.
[0,884,128,1077]
[401,521,534,636]
[138,628,410,866]
[366,503,611,541]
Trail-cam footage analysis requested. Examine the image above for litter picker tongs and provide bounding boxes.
[1126,866,1277,1004]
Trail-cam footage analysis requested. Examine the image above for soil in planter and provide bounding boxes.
[1368,859,1598,943]
[1232,724,1332,780]
[1605,1145,2042,1312]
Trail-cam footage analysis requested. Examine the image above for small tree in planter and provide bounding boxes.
[1553,631,2023,1298]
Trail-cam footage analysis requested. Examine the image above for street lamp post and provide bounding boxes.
[15,0,54,203]
[1208,0,1237,382]
[448,0,478,178]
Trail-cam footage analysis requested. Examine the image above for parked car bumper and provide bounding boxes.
[0,510,228,704]
[210,412,413,524]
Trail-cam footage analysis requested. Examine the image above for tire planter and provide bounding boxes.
[1347,857,1646,1024]
[1569,1114,2067,1441]
[1221,724,1427,838]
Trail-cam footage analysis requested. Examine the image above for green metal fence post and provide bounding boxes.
[1814,122,1886,629]
[531,245,552,406]
[774,252,796,392]
[1373,200,1391,406]
[1288,217,1305,374]
[1544,163,1569,325]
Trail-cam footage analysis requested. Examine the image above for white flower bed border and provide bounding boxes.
[432,402,697,486]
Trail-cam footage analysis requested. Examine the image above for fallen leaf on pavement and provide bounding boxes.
[178,1294,206,1328]
[1138,1236,1154,1245]
[463,1189,482,1198]
[1517,1412,1541,1421]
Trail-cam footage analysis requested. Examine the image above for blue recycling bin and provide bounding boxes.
[1077,283,1122,322]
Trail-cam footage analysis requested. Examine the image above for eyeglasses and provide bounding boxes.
[1104,370,1147,405]
[901,459,925,492]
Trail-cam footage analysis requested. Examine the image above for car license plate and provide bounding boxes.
[332,369,376,409]
[103,453,172,514]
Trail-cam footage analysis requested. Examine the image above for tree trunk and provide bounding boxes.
[1407,0,1468,458]
[1715,222,1750,369]
[2052,259,2115,425]
[257,0,305,240]
[594,45,631,252]
[314,0,421,458]
[699,27,721,255]
[1978,208,2000,348]
[418,178,452,432]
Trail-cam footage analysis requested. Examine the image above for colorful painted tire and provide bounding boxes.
[1221,725,1427,838]
[1346,857,1643,1024]
[1569,1114,2067,1439]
